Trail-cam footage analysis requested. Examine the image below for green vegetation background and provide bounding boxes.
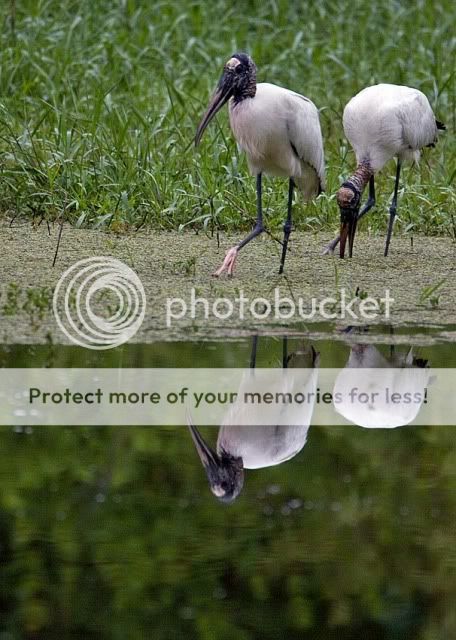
[0,0,454,238]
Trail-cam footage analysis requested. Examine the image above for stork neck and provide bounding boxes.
[232,76,257,105]
[345,161,373,194]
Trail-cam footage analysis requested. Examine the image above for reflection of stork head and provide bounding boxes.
[187,420,244,503]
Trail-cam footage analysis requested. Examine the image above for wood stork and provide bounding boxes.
[195,53,325,276]
[323,84,445,258]
[187,338,319,502]
[333,342,430,428]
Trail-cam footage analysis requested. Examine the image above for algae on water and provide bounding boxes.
[0,221,455,344]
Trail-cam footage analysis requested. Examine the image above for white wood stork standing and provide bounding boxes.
[187,338,319,502]
[324,84,445,258]
[195,53,325,276]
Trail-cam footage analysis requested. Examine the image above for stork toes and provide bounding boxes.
[213,246,239,277]
[322,236,340,255]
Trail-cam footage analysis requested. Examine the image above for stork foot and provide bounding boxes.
[213,246,238,277]
[322,235,340,255]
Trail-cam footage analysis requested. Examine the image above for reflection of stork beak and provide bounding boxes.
[186,416,244,504]
[195,72,235,146]
[339,209,358,258]
[186,416,220,471]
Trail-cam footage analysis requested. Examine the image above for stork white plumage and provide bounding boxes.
[333,343,430,428]
[325,84,445,258]
[187,338,320,502]
[195,53,325,276]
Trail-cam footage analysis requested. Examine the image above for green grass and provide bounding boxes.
[0,0,454,238]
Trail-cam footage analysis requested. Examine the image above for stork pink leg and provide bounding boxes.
[213,247,238,277]
[213,173,264,278]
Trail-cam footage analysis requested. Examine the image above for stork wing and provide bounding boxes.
[399,90,439,150]
[285,91,326,191]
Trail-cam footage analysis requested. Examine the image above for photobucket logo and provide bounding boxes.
[53,257,146,350]
[166,288,394,327]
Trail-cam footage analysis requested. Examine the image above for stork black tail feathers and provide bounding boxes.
[427,119,446,147]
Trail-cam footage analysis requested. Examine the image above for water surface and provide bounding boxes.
[0,332,455,639]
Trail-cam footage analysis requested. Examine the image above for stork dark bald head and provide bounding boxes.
[226,52,255,71]
[223,52,257,103]
[195,52,257,145]
[338,183,361,258]
[187,421,245,503]
[337,163,373,257]
[336,185,361,210]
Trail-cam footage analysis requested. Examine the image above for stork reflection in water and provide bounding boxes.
[187,337,320,502]
[333,328,430,429]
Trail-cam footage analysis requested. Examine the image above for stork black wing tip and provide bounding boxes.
[436,120,446,131]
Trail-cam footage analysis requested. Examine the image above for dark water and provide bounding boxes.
[0,331,455,639]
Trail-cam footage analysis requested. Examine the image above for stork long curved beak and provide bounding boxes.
[186,414,244,503]
[195,72,234,146]
[339,209,358,259]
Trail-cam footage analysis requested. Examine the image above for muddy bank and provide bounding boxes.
[0,221,455,343]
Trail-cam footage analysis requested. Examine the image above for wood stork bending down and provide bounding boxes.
[195,53,325,276]
[187,338,319,502]
[323,84,445,258]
